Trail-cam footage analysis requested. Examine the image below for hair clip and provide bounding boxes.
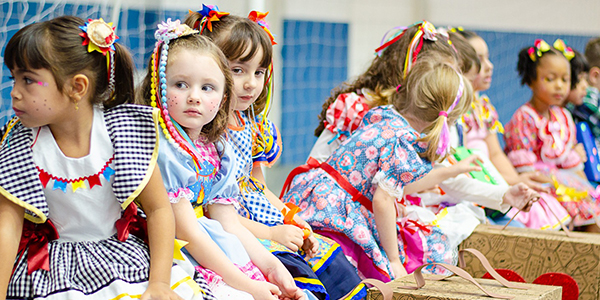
[79,18,118,55]
[528,39,551,62]
[192,4,229,34]
[155,18,199,43]
[553,39,575,61]
[248,11,276,45]
[449,26,464,33]
[79,18,118,95]
[436,74,464,156]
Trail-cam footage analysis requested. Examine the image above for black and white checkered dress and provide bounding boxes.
[0,105,216,300]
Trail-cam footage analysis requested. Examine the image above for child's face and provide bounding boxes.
[468,36,493,92]
[10,67,71,128]
[165,49,225,140]
[463,64,480,86]
[565,73,589,106]
[229,47,266,112]
[529,54,571,107]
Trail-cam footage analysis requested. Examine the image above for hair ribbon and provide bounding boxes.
[192,4,229,34]
[436,74,464,156]
[553,39,575,61]
[527,39,551,62]
[79,18,118,95]
[248,11,277,45]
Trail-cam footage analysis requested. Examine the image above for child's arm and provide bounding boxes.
[172,200,280,300]
[485,133,550,192]
[136,168,181,300]
[251,167,319,256]
[208,204,305,300]
[0,194,24,299]
[403,154,482,195]
[372,185,406,278]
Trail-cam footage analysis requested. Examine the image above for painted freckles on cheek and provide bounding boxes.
[37,81,49,87]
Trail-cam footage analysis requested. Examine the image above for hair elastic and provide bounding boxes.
[396,84,402,93]
[79,18,118,96]
[436,74,464,156]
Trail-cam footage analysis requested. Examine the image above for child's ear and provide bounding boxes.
[67,74,90,103]
[588,66,600,89]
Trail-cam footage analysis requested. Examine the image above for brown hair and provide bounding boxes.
[4,15,135,108]
[185,12,273,116]
[390,57,473,162]
[314,23,457,136]
[585,37,600,69]
[448,30,480,74]
[137,34,233,143]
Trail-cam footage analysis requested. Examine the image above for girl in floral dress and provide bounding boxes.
[505,39,600,231]
[284,58,474,281]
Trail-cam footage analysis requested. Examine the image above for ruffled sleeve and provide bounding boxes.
[372,129,432,198]
[323,92,370,142]
[461,95,504,135]
[503,105,539,173]
[157,133,200,204]
[251,114,282,168]
[205,140,242,209]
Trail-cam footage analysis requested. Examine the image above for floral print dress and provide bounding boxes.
[284,105,455,279]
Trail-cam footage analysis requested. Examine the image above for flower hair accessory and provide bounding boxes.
[403,21,438,79]
[150,19,204,174]
[192,4,229,34]
[553,39,575,61]
[527,39,551,62]
[248,11,276,45]
[79,18,118,95]
[437,74,465,156]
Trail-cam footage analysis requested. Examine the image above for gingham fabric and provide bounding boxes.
[2,105,216,299]
[227,111,284,226]
[0,105,158,223]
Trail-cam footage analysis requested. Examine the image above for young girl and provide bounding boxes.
[450,30,571,230]
[185,7,363,300]
[285,57,474,280]
[504,39,600,231]
[137,19,307,300]
[308,21,457,163]
[0,16,211,299]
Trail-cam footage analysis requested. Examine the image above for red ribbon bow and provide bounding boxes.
[17,220,59,275]
[115,202,148,243]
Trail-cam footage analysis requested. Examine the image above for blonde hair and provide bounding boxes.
[390,57,473,162]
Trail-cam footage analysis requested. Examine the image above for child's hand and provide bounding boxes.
[266,268,305,300]
[141,281,183,300]
[449,154,482,177]
[248,281,282,300]
[575,143,588,163]
[270,224,304,251]
[390,259,407,279]
[518,171,552,193]
[502,183,540,212]
[301,235,319,258]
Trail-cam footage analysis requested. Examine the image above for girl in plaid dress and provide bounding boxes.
[137,19,305,300]
[185,7,364,300]
[0,16,213,299]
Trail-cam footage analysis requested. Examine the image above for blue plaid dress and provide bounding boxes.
[0,105,215,300]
